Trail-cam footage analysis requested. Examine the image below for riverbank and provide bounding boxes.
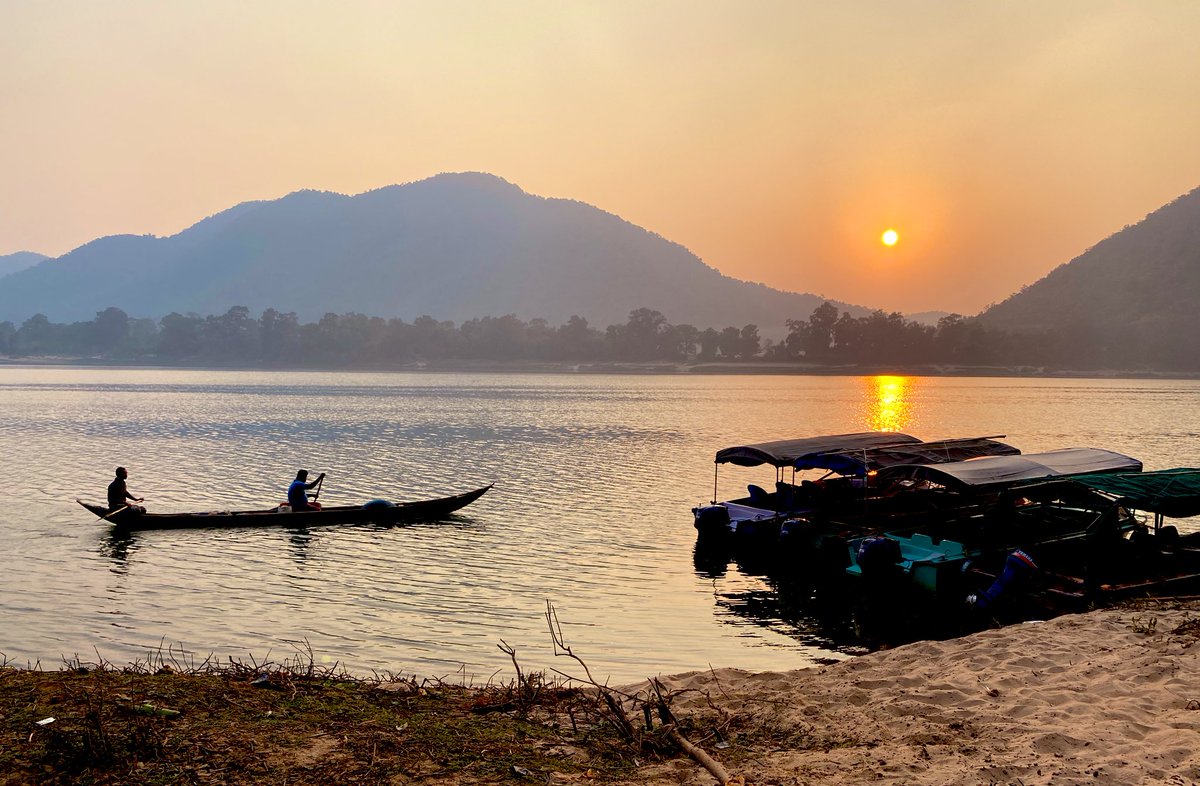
[4,598,1198,785]
[2,355,1199,380]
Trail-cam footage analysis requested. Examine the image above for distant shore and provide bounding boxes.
[2,355,1199,380]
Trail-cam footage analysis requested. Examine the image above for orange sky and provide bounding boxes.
[2,1,1199,315]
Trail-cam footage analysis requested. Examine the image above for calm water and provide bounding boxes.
[1,368,1197,684]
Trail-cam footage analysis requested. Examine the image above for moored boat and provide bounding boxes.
[843,447,1145,588]
[970,468,1200,609]
[77,484,493,531]
[692,431,1020,546]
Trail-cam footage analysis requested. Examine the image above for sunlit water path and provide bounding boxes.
[1,368,1197,683]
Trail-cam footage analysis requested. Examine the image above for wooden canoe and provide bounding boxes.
[77,484,492,531]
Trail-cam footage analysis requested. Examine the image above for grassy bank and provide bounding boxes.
[0,656,646,785]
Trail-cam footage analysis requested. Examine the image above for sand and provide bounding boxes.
[631,601,1200,786]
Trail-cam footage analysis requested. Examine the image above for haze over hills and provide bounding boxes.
[978,186,1200,368]
[0,251,47,279]
[0,173,872,333]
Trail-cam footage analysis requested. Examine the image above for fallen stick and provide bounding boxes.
[666,725,730,785]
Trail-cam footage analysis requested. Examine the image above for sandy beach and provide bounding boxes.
[633,600,1200,786]
[3,600,1199,784]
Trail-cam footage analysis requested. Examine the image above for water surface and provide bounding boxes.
[1,368,1196,683]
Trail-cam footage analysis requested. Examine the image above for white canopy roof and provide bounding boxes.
[714,432,921,467]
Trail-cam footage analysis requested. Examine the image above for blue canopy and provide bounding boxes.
[794,436,1020,477]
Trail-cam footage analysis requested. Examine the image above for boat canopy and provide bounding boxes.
[793,436,1020,477]
[874,448,1143,491]
[714,431,921,468]
[1066,468,1200,518]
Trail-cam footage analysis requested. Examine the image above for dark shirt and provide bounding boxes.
[107,477,131,510]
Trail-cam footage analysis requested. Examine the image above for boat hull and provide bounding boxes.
[78,485,492,531]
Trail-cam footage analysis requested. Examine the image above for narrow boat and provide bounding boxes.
[77,484,493,531]
[692,431,1020,546]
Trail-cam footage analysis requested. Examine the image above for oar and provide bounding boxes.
[311,473,325,502]
[97,504,131,521]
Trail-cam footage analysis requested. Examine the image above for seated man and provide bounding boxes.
[107,466,145,513]
[288,469,325,511]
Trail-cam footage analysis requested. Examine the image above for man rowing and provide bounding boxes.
[288,469,325,511]
[107,467,145,513]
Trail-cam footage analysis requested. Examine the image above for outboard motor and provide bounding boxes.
[856,536,903,577]
[967,549,1038,612]
[693,505,732,539]
[852,536,905,646]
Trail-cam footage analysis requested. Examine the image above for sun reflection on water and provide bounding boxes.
[864,375,915,432]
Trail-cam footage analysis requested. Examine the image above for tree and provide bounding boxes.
[738,324,761,359]
[556,315,603,360]
[158,312,204,358]
[806,301,839,360]
[697,328,721,361]
[260,308,302,364]
[203,306,259,360]
[90,307,130,353]
[14,314,57,355]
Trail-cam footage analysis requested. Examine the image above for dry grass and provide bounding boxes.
[0,645,642,786]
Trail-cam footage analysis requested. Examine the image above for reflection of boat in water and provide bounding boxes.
[692,431,1020,551]
[77,484,492,531]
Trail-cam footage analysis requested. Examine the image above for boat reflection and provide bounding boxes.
[100,529,141,573]
[863,375,915,433]
[694,542,865,654]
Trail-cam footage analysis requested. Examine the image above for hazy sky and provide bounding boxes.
[3,1,1199,315]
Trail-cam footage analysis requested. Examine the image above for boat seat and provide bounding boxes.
[747,484,771,506]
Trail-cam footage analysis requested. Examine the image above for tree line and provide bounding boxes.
[0,302,1187,371]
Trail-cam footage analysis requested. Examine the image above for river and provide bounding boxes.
[0,368,1196,683]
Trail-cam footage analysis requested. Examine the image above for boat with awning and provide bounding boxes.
[693,432,1020,544]
[872,447,1142,491]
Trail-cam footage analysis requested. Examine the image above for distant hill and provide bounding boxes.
[904,310,952,327]
[978,187,1200,369]
[0,251,47,279]
[0,173,869,334]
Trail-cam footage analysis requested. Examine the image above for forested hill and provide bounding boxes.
[0,173,862,331]
[978,186,1200,369]
[0,251,47,279]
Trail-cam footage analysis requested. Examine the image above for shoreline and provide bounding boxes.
[3,355,1200,381]
[4,599,1198,784]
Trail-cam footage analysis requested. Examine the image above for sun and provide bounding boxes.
[881,229,899,247]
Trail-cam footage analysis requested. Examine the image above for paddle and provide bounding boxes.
[311,473,325,502]
[93,495,144,521]
[96,504,131,521]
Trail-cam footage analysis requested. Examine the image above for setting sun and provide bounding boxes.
[881,229,899,247]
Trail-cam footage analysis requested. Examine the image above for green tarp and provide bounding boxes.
[1069,468,1200,518]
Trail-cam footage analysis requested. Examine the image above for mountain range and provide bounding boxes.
[0,251,46,279]
[980,187,1200,330]
[3,173,1196,364]
[978,187,1200,368]
[0,174,872,333]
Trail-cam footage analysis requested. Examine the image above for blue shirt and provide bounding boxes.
[288,479,311,509]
